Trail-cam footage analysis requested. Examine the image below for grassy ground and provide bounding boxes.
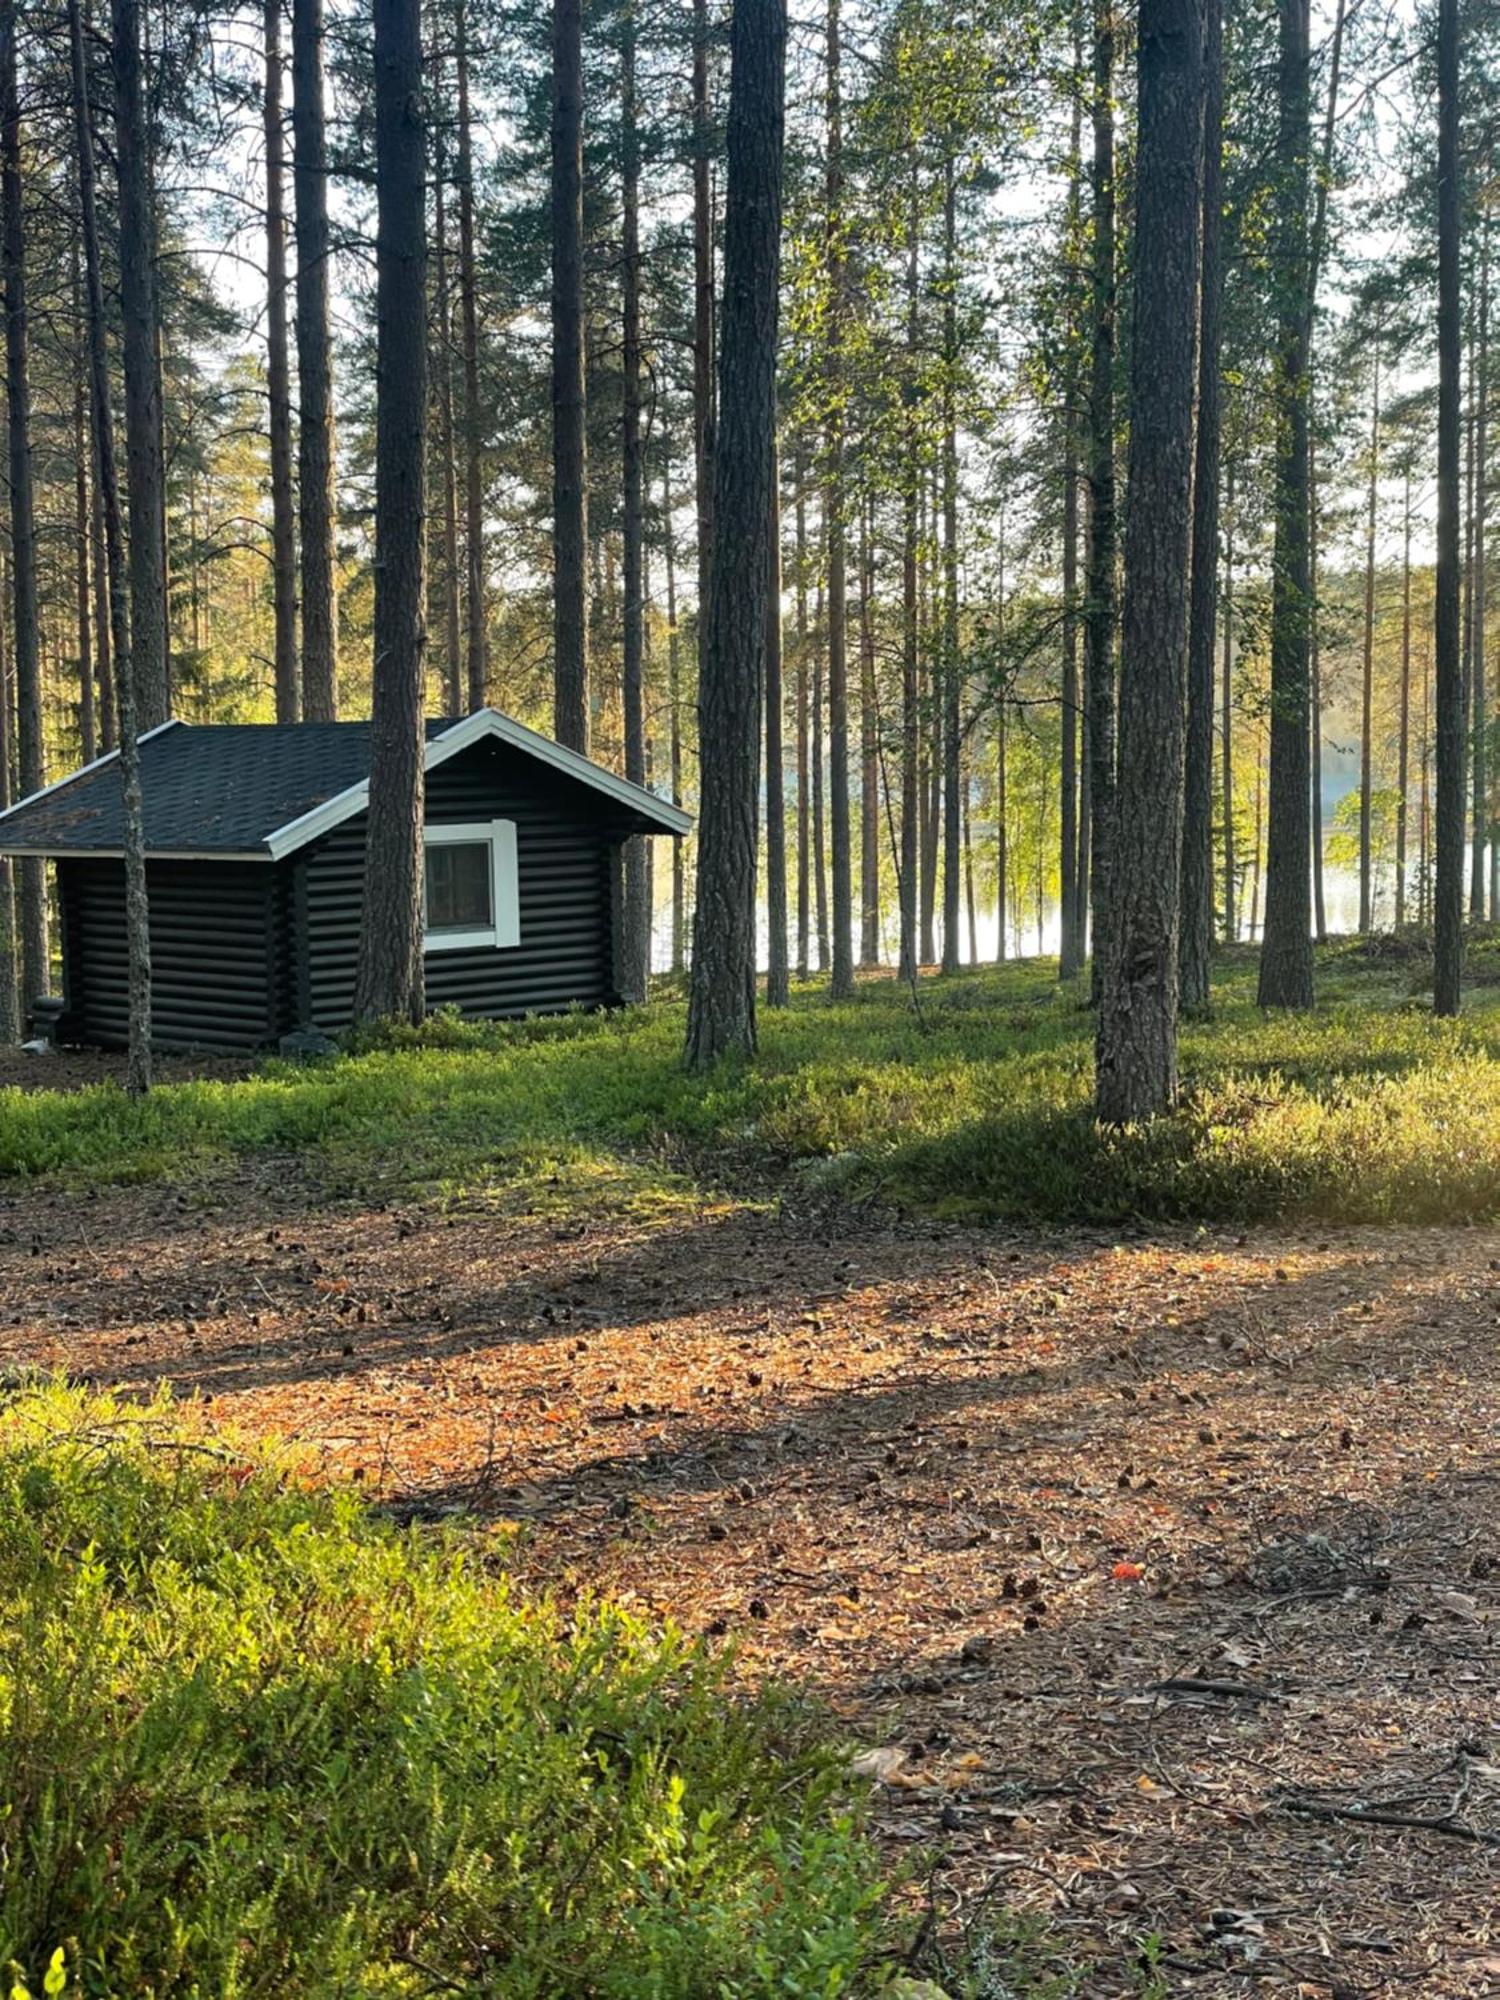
[6,937,1500,1225]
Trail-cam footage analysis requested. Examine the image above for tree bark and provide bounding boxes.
[1358,341,1380,933]
[1179,0,1221,1014]
[1257,0,1315,1009]
[824,0,852,997]
[456,0,486,712]
[662,449,686,972]
[795,444,811,978]
[1084,0,1116,1000]
[1094,0,1203,1123]
[693,0,716,748]
[1471,214,1490,919]
[766,440,790,1003]
[72,0,149,1089]
[355,0,427,1026]
[858,494,879,966]
[265,0,299,722]
[1,0,45,1021]
[293,0,338,716]
[432,40,463,719]
[940,150,961,978]
[1396,466,1412,926]
[684,0,785,1067]
[898,194,919,986]
[1310,436,1327,940]
[1059,15,1084,982]
[551,0,588,750]
[619,8,650,1003]
[0,548,14,1042]
[1434,0,1464,1015]
[1221,463,1235,938]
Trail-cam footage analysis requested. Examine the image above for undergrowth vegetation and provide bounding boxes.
[0,1382,890,1998]
[5,940,1500,1224]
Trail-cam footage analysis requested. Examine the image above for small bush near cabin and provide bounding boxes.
[0,1383,890,1999]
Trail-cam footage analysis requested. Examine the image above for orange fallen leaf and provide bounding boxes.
[1112,1561,1145,1581]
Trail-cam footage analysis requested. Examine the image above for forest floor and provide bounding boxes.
[5,1138,1499,1996]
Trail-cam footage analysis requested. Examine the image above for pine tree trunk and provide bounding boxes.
[662,450,686,974]
[995,695,1007,961]
[813,552,830,969]
[1058,16,1083,982]
[91,414,114,749]
[619,10,650,1002]
[293,0,338,717]
[0,553,14,1041]
[1083,0,1116,1000]
[940,152,961,978]
[692,0,715,740]
[684,0,785,1067]
[1396,468,1412,926]
[456,0,486,712]
[432,47,463,720]
[824,0,853,998]
[1471,215,1490,919]
[551,0,588,750]
[1257,0,1315,1009]
[1359,343,1380,933]
[72,238,96,765]
[1179,0,1222,1015]
[1221,465,1235,939]
[1434,0,1464,1015]
[72,0,149,1089]
[1310,439,1327,940]
[766,441,790,1004]
[1,1,46,1022]
[1094,0,1203,1124]
[858,496,879,965]
[356,0,428,1026]
[899,177,919,985]
[265,0,299,722]
[795,448,811,978]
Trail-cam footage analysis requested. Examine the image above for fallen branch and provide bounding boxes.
[1275,1794,1500,1846]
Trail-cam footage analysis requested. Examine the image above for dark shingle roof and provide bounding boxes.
[0,715,691,858]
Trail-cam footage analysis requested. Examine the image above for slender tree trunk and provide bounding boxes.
[825,0,852,997]
[293,0,338,716]
[72,0,148,1088]
[265,0,299,722]
[356,0,427,1026]
[0,552,14,1042]
[858,495,879,965]
[662,449,687,972]
[684,0,786,1067]
[795,447,811,978]
[112,0,168,732]
[1396,467,1412,927]
[91,410,114,749]
[1472,214,1490,919]
[766,441,790,1003]
[551,0,588,748]
[1095,0,1204,1123]
[813,561,829,968]
[619,9,650,1002]
[1179,0,1222,1013]
[72,240,96,765]
[1221,466,1235,939]
[692,0,715,751]
[1359,344,1380,932]
[432,41,463,719]
[1257,0,1315,1009]
[899,174,920,984]
[1,1,45,1019]
[456,0,486,712]
[1310,436,1327,940]
[940,151,962,978]
[995,694,1007,961]
[1058,14,1083,981]
[1084,0,1116,998]
[1250,725,1263,936]
[1434,0,1464,1014]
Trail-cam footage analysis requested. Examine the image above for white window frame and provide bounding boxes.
[422,819,520,953]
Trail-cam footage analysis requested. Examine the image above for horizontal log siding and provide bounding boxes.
[58,857,282,1049]
[300,737,632,1030]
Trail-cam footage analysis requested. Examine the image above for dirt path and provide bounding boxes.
[3,1166,1499,1996]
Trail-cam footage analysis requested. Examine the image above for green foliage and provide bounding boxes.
[0,1382,891,1998]
[9,946,1500,1226]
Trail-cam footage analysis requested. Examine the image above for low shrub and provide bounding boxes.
[0,1383,891,1998]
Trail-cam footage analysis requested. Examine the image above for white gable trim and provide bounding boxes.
[264,708,691,861]
[0,719,184,834]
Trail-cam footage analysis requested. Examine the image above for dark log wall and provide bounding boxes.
[58,856,286,1048]
[297,735,633,1029]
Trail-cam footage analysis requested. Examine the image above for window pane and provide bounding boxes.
[425,841,492,931]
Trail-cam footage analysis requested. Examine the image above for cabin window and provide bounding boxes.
[423,819,520,952]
